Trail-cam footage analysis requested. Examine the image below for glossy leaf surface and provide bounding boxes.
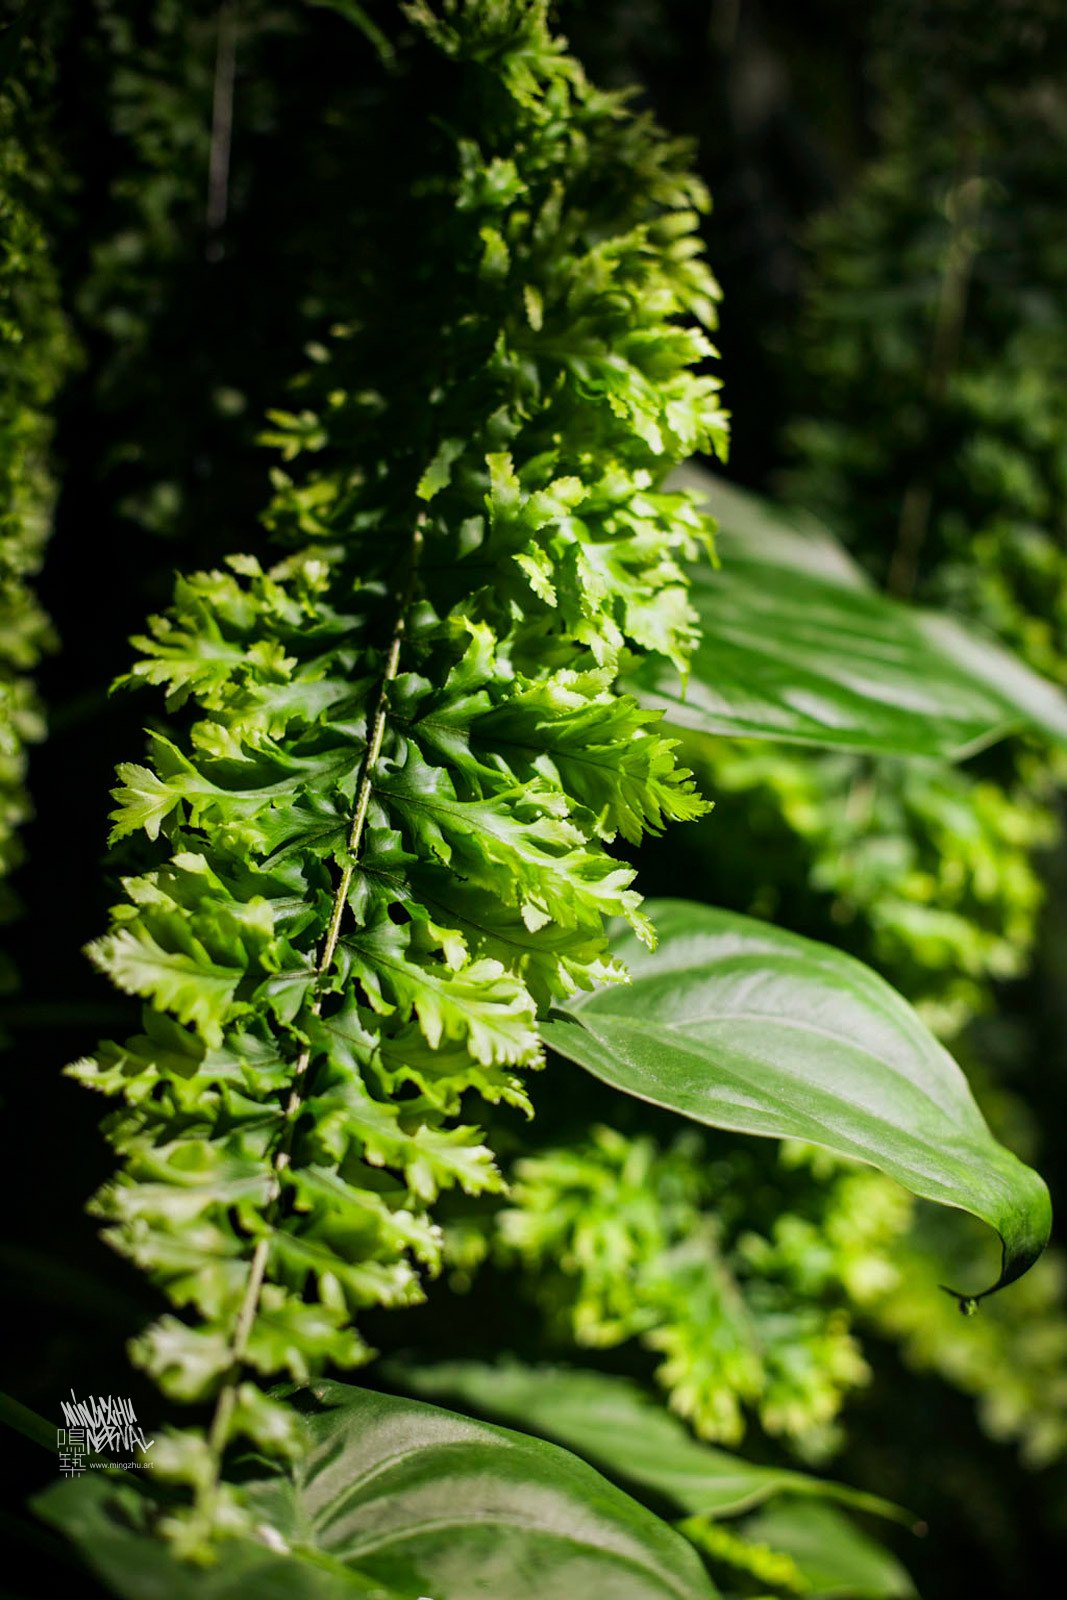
[543,900,1051,1301]
[634,469,1067,756]
[36,1381,720,1600]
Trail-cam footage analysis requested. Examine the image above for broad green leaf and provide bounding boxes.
[35,1474,397,1600]
[634,467,1067,757]
[388,1361,908,1523]
[36,1381,719,1600]
[542,900,1051,1302]
[917,608,1067,745]
[737,1502,915,1600]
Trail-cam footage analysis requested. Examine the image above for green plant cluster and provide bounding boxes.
[0,15,72,994]
[483,1127,909,1459]
[481,1117,1067,1469]
[83,0,220,361]
[71,0,725,1551]
[778,6,1067,1455]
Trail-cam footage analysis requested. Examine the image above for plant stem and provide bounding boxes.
[201,516,425,1495]
[887,132,980,598]
[205,0,239,258]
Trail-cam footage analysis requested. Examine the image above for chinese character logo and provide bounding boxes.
[57,1390,156,1476]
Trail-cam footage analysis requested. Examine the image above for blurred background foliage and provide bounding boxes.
[0,7,72,1016]
[4,1,1067,1595]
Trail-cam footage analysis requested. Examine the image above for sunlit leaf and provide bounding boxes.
[543,900,1051,1302]
[633,468,1067,756]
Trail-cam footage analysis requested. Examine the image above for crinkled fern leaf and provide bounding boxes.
[71,0,725,1551]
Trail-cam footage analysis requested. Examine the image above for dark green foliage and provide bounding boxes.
[708,0,1067,1025]
[71,0,378,566]
[0,7,72,991]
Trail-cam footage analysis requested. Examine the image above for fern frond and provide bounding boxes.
[75,0,724,1549]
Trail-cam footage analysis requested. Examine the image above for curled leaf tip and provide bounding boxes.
[934,1281,989,1315]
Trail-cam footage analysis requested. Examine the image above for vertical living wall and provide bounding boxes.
[3,5,1065,1598]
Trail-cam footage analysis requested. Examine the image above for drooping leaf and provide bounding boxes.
[916,607,1067,745]
[632,468,1067,756]
[542,900,1051,1301]
[388,1361,908,1523]
[36,1381,720,1600]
